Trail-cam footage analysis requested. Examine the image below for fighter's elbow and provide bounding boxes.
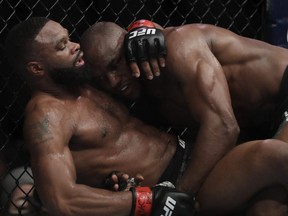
[225,120,240,148]
[47,199,74,216]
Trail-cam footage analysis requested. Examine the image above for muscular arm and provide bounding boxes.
[166,29,239,193]
[23,101,132,216]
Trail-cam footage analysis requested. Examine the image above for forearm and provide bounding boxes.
[43,184,132,216]
[178,124,239,193]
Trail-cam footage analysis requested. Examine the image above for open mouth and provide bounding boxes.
[74,51,85,67]
[119,83,129,92]
[116,82,131,97]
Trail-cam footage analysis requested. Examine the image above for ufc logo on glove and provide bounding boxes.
[161,196,176,216]
[130,184,194,216]
[129,28,156,39]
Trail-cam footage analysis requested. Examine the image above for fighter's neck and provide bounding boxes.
[32,82,84,100]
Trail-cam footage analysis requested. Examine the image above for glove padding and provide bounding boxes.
[130,181,195,216]
[124,19,167,63]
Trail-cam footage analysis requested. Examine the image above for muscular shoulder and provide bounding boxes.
[25,94,68,120]
[163,24,214,78]
[163,24,217,62]
[163,24,205,43]
[23,94,75,149]
[163,23,240,49]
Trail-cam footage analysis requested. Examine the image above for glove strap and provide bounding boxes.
[127,19,155,31]
[130,187,153,216]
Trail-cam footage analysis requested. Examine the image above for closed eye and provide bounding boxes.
[56,39,68,51]
[107,43,124,71]
[56,31,70,51]
[108,55,124,72]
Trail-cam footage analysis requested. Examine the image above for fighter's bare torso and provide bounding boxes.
[25,85,176,187]
[144,24,288,127]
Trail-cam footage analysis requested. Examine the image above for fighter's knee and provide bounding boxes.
[252,139,288,168]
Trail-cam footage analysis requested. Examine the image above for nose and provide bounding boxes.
[70,41,80,54]
[107,72,121,88]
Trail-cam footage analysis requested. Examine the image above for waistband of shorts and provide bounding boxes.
[157,136,191,186]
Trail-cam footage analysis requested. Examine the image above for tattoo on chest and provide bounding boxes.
[30,115,53,144]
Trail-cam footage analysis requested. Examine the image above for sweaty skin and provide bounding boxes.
[25,86,176,216]
[16,19,288,216]
[22,20,176,216]
[80,22,288,196]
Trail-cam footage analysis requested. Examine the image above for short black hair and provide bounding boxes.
[5,17,50,73]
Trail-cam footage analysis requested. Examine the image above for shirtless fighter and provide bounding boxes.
[5,17,194,216]
[6,17,288,216]
[80,21,288,215]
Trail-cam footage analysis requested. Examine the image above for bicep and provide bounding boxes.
[180,60,239,151]
[172,54,234,125]
[166,28,233,118]
[31,145,76,206]
[23,108,76,206]
[193,60,233,122]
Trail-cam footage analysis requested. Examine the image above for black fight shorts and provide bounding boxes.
[273,66,288,136]
[157,136,192,186]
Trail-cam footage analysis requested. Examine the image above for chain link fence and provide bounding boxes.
[0,0,266,215]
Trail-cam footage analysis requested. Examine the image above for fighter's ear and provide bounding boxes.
[27,61,44,76]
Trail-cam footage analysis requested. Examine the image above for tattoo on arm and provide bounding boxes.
[29,114,54,143]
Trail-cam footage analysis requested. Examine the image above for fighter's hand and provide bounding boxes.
[104,171,144,191]
[124,19,167,80]
[130,181,196,216]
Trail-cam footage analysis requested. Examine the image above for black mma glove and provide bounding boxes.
[124,19,167,63]
[130,181,195,216]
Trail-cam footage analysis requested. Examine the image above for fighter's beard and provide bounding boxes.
[49,65,91,87]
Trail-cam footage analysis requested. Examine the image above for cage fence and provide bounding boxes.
[0,0,266,215]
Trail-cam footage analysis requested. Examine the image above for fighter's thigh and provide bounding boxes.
[197,139,288,214]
